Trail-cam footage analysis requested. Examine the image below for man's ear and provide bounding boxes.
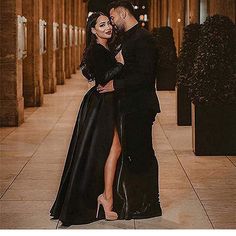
[120,9,127,19]
[91,27,96,35]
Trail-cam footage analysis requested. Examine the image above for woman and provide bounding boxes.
[50,12,124,226]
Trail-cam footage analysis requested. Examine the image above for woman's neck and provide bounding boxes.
[96,38,109,50]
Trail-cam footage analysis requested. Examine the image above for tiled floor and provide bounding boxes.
[0,71,235,229]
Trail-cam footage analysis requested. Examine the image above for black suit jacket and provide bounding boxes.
[114,24,161,115]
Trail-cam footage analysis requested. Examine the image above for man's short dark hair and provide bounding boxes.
[107,0,136,17]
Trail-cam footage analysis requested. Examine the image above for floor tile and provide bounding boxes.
[212,222,236,229]
[61,219,135,229]
[8,179,60,191]
[228,156,236,166]
[0,200,53,214]
[0,162,26,181]
[135,188,212,229]
[1,189,56,201]
[0,127,16,141]
[0,140,38,159]
[195,188,236,201]
[0,213,58,229]
[201,201,236,224]
[16,169,62,180]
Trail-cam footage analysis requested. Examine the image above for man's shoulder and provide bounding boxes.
[134,27,154,43]
[134,27,155,47]
[136,27,152,37]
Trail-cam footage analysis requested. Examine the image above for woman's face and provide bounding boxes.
[92,15,113,40]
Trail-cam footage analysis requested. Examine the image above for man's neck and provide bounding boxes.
[124,18,138,32]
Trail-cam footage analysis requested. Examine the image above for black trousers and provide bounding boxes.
[114,110,162,219]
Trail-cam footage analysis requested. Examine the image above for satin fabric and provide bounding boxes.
[50,44,121,225]
[50,87,116,225]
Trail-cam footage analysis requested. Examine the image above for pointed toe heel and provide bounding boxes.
[96,194,118,221]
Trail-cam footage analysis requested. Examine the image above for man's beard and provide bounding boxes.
[112,22,125,34]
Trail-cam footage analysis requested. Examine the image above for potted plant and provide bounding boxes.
[176,23,201,126]
[154,27,177,90]
[188,15,236,155]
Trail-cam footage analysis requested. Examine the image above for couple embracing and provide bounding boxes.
[50,0,162,226]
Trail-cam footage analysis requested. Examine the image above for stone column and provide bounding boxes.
[65,0,72,79]
[149,0,163,30]
[0,0,24,126]
[43,0,57,93]
[148,0,154,31]
[161,0,168,26]
[157,0,161,27]
[76,0,87,64]
[22,0,44,107]
[153,0,158,28]
[56,0,66,85]
[76,0,81,69]
[208,0,235,23]
[169,0,185,55]
[71,0,77,74]
[169,0,178,50]
[81,0,87,56]
[189,0,200,23]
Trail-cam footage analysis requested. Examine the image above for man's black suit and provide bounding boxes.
[113,24,162,220]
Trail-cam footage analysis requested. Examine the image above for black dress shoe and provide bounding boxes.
[132,202,162,219]
[61,222,71,227]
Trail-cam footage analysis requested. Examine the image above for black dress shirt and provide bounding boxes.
[114,24,161,115]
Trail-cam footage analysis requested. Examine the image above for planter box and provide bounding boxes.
[192,103,236,156]
[176,86,191,126]
[156,67,176,91]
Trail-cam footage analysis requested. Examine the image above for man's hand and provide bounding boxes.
[97,80,115,93]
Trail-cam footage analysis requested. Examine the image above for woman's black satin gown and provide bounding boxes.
[50,44,123,225]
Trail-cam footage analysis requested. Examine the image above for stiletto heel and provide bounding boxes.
[96,194,118,221]
[96,202,101,219]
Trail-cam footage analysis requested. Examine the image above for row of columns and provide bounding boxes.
[0,0,88,127]
[149,0,235,54]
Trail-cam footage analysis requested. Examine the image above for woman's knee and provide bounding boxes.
[115,144,121,156]
[111,142,121,157]
[112,130,121,156]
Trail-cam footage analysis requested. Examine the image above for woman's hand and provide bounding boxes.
[115,50,124,65]
[97,80,114,93]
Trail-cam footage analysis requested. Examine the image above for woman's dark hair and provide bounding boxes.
[80,12,105,81]
[80,12,121,81]
[85,12,105,48]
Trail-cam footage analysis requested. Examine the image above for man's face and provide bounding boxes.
[109,8,125,32]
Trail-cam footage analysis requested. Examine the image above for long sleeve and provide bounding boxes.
[92,45,123,85]
[103,62,123,83]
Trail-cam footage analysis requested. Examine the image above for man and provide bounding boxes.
[97,0,162,220]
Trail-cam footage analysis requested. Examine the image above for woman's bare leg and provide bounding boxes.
[103,128,121,208]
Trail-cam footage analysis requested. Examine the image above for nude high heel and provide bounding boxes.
[96,194,118,220]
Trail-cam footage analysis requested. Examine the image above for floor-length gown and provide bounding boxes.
[50,44,122,225]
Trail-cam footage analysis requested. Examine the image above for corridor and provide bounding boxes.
[0,72,235,229]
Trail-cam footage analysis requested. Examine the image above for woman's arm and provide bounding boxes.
[93,46,124,85]
[103,62,123,83]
